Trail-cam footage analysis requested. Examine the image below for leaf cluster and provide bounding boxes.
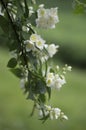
[73,0,86,14]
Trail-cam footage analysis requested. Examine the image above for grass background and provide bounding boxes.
[0,0,86,129]
[0,48,86,130]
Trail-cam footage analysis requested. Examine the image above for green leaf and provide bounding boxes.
[8,40,19,51]
[0,15,9,33]
[10,68,23,78]
[46,87,51,100]
[50,68,55,73]
[7,58,17,68]
[28,90,35,100]
[74,3,84,14]
[29,12,36,26]
[36,80,46,94]
[38,94,46,103]
[25,81,36,101]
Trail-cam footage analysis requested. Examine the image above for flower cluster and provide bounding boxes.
[45,64,72,90]
[38,105,68,121]
[19,4,71,121]
[46,72,66,90]
[1,0,72,122]
[36,4,59,29]
[24,33,59,63]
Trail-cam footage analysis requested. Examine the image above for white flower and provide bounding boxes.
[62,115,68,120]
[53,108,61,119]
[36,6,59,29]
[30,34,45,50]
[46,72,54,87]
[37,8,47,17]
[36,17,48,29]
[39,4,44,8]
[65,64,72,71]
[67,66,72,71]
[36,38,45,50]
[39,109,49,118]
[29,6,34,16]
[54,74,66,90]
[47,8,59,29]
[49,107,61,120]
[45,105,51,111]
[41,55,48,63]
[61,112,68,120]
[38,104,68,121]
[22,26,29,32]
[24,40,34,52]
[30,34,39,43]
[47,44,59,57]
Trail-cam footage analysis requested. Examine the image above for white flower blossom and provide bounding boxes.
[39,4,44,8]
[30,34,45,50]
[29,6,34,16]
[62,114,68,120]
[37,8,47,17]
[65,64,72,71]
[24,40,34,52]
[46,72,55,87]
[36,38,45,50]
[30,34,39,43]
[54,74,66,90]
[39,109,49,118]
[38,104,68,121]
[46,71,66,90]
[67,66,72,71]
[41,55,48,63]
[36,5,59,29]
[50,107,61,120]
[45,105,51,111]
[47,44,59,57]
[22,26,29,32]
[61,112,68,120]
[54,108,61,119]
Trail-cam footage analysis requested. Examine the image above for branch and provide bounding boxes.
[0,0,20,43]
[0,0,29,69]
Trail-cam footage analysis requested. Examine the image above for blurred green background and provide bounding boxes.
[0,0,86,130]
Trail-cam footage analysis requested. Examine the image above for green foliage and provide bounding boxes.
[7,58,17,68]
[10,68,23,78]
[73,0,86,14]
[74,4,84,13]
[0,15,9,33]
